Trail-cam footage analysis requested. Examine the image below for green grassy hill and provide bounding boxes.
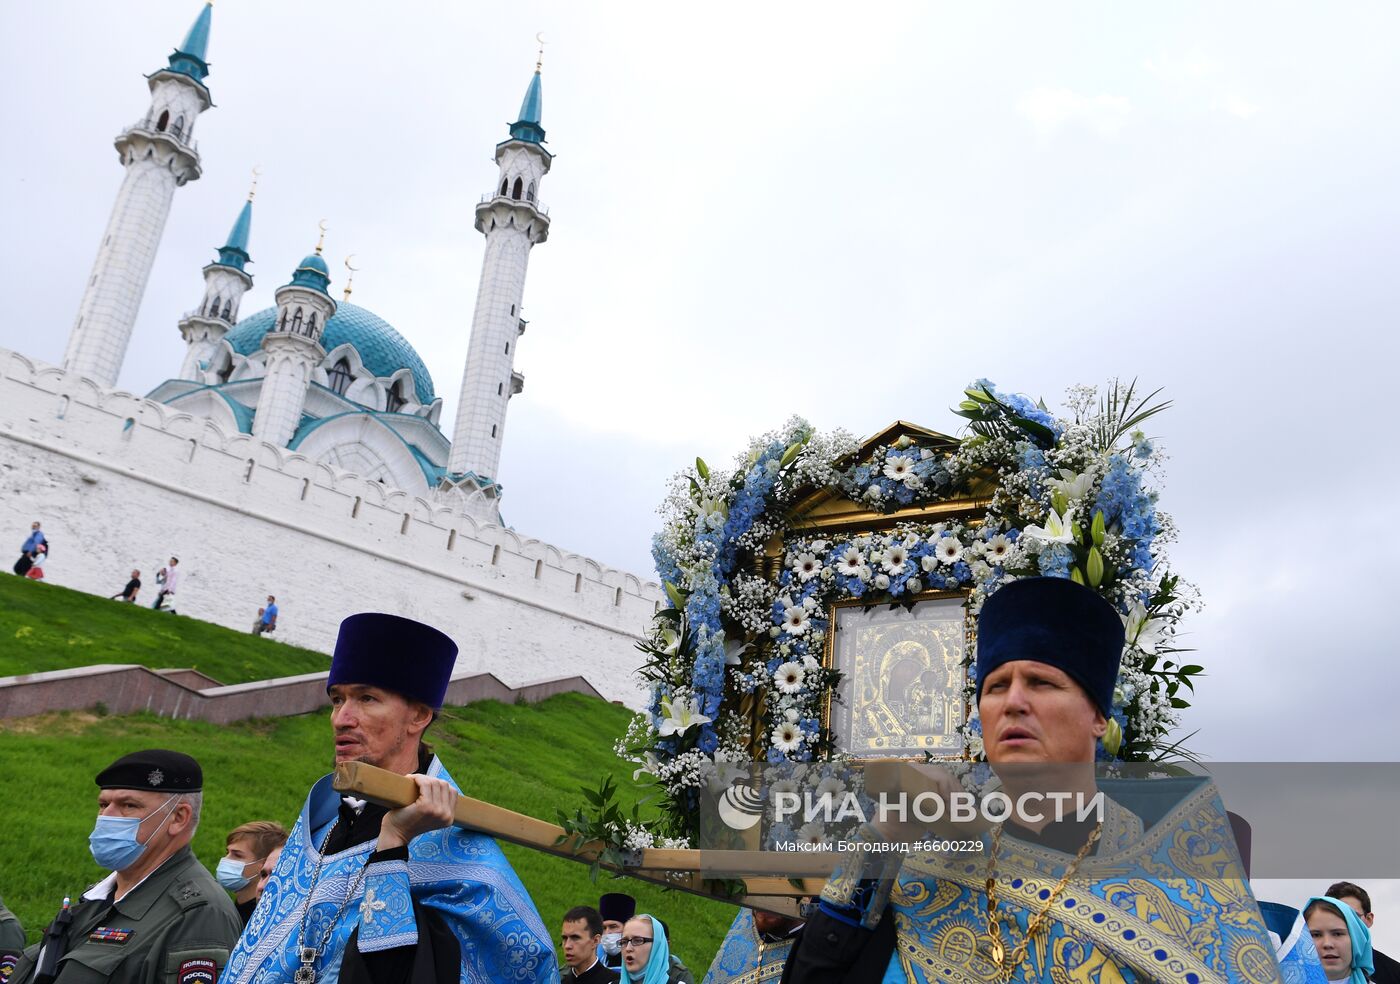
[0,694,740,973]
[0,574,328,683]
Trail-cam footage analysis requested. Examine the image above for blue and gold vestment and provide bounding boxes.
[822,779,1280,983]
[226,756,558,984]
[701,910,798,984]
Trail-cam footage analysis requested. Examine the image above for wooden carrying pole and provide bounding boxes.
[333,762,829,913]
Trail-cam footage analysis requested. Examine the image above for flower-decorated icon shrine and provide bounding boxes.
[621,380,1200,848]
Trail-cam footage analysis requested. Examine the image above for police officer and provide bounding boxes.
[0,897,24,984]
[8,750,240,984]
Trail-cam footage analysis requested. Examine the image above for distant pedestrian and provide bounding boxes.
[24,543,48,581]
[252,595,278,635]
[112,569,142,603]
[13,521,45,576]
[152,556,180,611]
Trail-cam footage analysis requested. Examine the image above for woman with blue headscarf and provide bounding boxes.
[1306,895,1375,982]
[620,914,689,984]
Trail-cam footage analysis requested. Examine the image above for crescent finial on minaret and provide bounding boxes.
[248,165,261,202]
[343,254,359,300]
[316,219,328,255]
[535,32,546,74]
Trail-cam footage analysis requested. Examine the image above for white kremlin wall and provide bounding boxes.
[0,348,660,708]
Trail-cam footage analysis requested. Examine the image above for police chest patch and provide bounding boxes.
[177,958,218,984]
[89,927,134,944]
[0,950,21,984]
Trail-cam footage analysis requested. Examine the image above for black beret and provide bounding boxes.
[327,613,458,711]
[96,749,203,792]
[598,893,636,923]
[975,577,1124,715]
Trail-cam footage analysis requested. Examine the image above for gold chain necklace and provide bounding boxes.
[983,819,1102,982]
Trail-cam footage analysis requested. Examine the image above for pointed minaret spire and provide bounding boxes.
[441,55,554,516]
[63,0,212,387]
[178,188,254,381]
[509,51,545,145]
[168,2,213,82]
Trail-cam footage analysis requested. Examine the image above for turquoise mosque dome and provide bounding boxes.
[225,301,436,405]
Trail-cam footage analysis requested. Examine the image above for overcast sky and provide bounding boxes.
[4,0,1397,788]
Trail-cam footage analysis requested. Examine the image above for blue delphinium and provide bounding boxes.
[1095,454,1160,574]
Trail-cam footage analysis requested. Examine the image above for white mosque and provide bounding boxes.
[0,2,659,700]
[65,2,552,520]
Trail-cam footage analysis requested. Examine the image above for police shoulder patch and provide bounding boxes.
[177,958,217,984]
[0,950,21,984]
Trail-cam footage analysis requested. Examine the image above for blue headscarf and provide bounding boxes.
[1305,896,1374,984]
[626,914,671,984]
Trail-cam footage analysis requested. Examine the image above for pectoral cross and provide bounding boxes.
[294,947,317,984]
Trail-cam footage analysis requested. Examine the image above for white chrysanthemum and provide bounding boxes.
[882,543,910,574]
[774,661,806,694]
[768,777,800,802]
[920,554,938,573]
[874,573,891,590]
[838,547,864,575]
[791,551,821,581]
[797,821,827,847]
[937,536,964,565]
[883,455,915,482]
[771,721,804,754]
[782,606,811,635]
[814,775,846,800]
[856,565,873,583]
[985,534,1013,563]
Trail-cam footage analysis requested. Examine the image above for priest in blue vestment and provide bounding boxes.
[781,578,1282,984]
[226,613,558,984]
[702,908,802,984]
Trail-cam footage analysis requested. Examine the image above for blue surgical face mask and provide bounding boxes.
[600,932,622,956]
[89,796,178,872]
[215,857,257,891]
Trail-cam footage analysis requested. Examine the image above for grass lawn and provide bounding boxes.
[0,692,741,973]
[0,573,328,684]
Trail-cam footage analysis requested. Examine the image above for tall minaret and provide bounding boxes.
[444,59,552,485]
[63,2,213,388]
[251,235,337,448]
[178,189,254,381]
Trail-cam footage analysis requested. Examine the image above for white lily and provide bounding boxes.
[1022,508,1075,544]
[724,637,753,666]
[1122,602,1168,654]
[1048,469,1094,501]
[657,695,713,737]
[632,752,661,781]
[657,625,682,657]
